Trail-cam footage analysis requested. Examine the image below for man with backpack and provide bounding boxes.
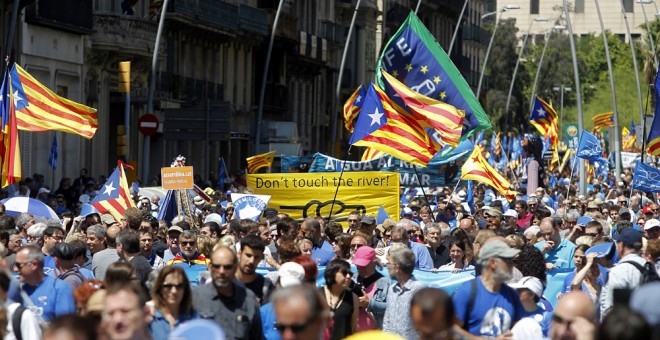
[0,271,41,340]
[600,228,656,319]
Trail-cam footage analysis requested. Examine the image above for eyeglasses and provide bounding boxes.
[210,263,235,270]
[50,236,63,241]
[181,241,196,246]
[528,204,537,207]
[383,234,391,238]
[274,319,315,333]
[162,282,186,289]
[350,244,364,249]
[347,219,360,224]
[13,261,31,270]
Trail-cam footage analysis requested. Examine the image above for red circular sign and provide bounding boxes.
[138,114,159,136]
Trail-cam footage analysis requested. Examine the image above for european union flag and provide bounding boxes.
[377,12,491,138]
[632,161,660,193]
[576,130,608,164]
[48,135,57,170]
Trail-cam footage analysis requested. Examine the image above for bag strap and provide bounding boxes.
[620,261,646,275]
[12,305,25,340]
[463,278,478,330]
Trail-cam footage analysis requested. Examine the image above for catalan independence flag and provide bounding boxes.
[349,83,440,166]
[0,65,21,187]
[592,112,614,130]
[377,12,491,138]
[246,150,276,174]
[91,162,135,221]
[10,64,98,139]
[461,148,517,201]
[530,97,559,146]
[380,70,464,147]
[343,84,365,132]
[361,147,385,161]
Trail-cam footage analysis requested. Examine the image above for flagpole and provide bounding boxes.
[412,165,431,207]
[328,147,352,222]
[448,0,469,56]
[414,0,422,14]
[567,157,576,201]
[333,0,362,155]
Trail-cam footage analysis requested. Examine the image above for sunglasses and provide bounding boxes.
[274,319,314,333]
[181,241,196,246]
[162,282,185,289]
[210,263,235,270]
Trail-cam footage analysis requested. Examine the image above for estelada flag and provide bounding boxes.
[461,148,517,201]
[246,151,276,174]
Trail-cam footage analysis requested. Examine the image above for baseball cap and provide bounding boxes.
[38,187,50,195]
[204,187,214,196]
[619,207,631,216]
[402,207,413,215]
[645,219,660,231]
[204,213,223,225]
[503,209,518,219]
[193,196,205,206]
[262,208,278,219]
[643,206,654,215]
[101,214,117,225]
[382,218,397,230]
[478,240,520,260]
[278,262,305,288]
[585,242,614,258]
[168,226,184,234]
[484,208,502,218]
[613,228,643,249]
[353,246,376,267]
[509,276,544,298]
[576,216,593,226]
[52,243,77,261]
[361,215,376,225]
[587,201,598,209]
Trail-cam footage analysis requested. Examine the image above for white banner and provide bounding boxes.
[621,152,641,169]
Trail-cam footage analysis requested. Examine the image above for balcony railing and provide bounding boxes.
[318,20,346,45]
[168,0,239,32]
[91,14,158,54]
[239,5,269,36]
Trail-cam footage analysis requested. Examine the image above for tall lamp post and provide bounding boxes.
[562,0,586,195]
[476,4,521,98]
[505,16,548,129]
[448,0,470,56]
[553,85,571,141]
[638,0,659,68]
[530,24,566,111]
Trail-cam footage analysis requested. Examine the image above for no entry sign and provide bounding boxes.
[138,114,159,136]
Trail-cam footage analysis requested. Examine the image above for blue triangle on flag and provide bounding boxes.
[376,205,390,224]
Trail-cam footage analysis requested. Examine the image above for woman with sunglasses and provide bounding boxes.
[149,266,198,339]
[321,259,358,340]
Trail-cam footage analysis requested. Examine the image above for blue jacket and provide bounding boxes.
[149,308,198,340]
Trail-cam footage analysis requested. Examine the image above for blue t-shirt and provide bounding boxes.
[260,302,280,340]
[311,247,335,266]
[22,275,76,322]
[522,307,552,337]
[534,239,576,269]
[452,278,525,337]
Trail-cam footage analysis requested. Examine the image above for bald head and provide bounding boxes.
[551,291,595,340]
[106,225,121,248]
[459,218,474,234]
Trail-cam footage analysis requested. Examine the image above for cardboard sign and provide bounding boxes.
[161,166,194,190]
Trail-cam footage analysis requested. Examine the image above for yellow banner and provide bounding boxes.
[246,172,400,226]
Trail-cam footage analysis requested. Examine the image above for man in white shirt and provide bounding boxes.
[0,271,41,339]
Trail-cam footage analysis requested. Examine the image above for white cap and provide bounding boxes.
[38,187,50,195]
[509,276,544,298]
[645,219,660,231]
[278,262,305,288]
[204,213,223,225]
[503,209,518,218]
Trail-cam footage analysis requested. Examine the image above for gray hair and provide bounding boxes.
[566,210,580,222]
[15,213,33,229]
[389,246,416,275]
[21,245,44,267]
[44,219,63,229]
[397,218,416,231]
[87,224,106,239]
[179,230,197,241]
[26,223,47,239]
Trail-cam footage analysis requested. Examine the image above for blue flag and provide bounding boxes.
[632,161,660,193]
[467,180,475,214]
[48,135,57,170]
[156,190,179,224]
[576,130,608,164]
[376,205,390,224]
[217,157,226,189]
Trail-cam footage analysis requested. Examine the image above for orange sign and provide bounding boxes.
[161,166,194,190]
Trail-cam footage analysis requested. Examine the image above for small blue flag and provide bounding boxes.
[632,161,660,193]
[576,130,608,164]
[48,135,57,170]
[376,205,390,224]
[218,157,227,189]
[467,180,475,214]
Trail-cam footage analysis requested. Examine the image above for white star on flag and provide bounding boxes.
[355,94,362,103]
[536,107,546,118]
[368,108,384,126]
[103,182,116,196]
[12,90,22,107]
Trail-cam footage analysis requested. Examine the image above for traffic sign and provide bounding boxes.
[138,114,159,136]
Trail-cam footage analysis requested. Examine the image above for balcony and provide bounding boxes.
[26,0,93,34]
[90,14,158,55]
[263,10,298,41]
[462,24,491,46]
[167,0,239,35]
[239,4,269,36]
[263,83,289,113]
[318,20,346,46]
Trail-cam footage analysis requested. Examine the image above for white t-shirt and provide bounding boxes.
[5,302,42,340]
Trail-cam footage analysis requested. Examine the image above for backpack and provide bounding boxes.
[621,261,660,284]
[12,305,25,340]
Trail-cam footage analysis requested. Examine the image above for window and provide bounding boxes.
[530,0,539,14]
[623,0,634,12]
[575,0,585,13]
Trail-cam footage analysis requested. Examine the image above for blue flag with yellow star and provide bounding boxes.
[376,11,491,138]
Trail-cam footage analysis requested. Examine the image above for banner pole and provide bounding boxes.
[412,165,431,207]
[328,146,352,222]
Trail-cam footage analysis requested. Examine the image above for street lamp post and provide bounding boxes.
[595,0,622,179]
[448,0,470,56]
[476,4,520,99]
[638,0,659,68]
[553,85,571,141]
[530,25,566,111]
[562,0,586,195]
[505,17,548,129]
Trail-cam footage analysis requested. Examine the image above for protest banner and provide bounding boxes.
[230,193,271,221]
[247,172,399,224]
[621,152,641,169]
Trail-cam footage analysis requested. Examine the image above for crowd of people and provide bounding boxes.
[0,165,657,340]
